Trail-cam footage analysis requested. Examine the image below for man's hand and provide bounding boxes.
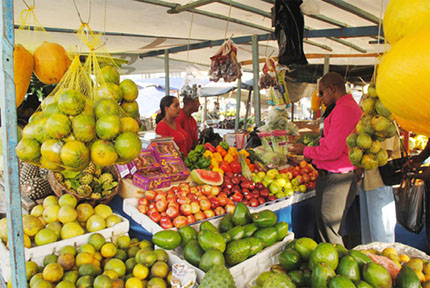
[288,143,306,155]
[402,155,424,173]
[410,166,430,181]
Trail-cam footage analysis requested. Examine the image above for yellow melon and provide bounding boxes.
[33,42,70,84]
[14,44,34,107]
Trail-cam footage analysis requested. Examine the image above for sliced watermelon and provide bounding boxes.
[190,169,223,186]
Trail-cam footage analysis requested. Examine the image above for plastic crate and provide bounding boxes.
[1,214,129,282]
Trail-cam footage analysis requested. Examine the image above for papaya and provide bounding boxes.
[33,42,70,84]
[295,237,318,261]
[288,270,305,287]
[396,266,421,288]
[200,221,218,233]
[253,227,278,248]
[334,243,348,259]
[14,44,34,107]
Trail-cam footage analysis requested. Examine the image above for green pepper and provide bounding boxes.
[197,156,211,169]
[219,141,229,151]
[194,144,205,154]
[187,151,199,163]
[184,158,192,168]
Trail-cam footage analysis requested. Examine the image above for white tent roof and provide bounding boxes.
[13,0,389,74]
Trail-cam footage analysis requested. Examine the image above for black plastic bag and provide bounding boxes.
[378,156,409,186]
[274,0,308,65]
[394,177,426,234]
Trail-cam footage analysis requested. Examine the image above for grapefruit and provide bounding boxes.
[88,233,106,251]
[43,195,59,207]
[31,204,44,217]
[72,114,96,142]
[120,117,139,133]
[86,215,106,232]
[23,215,43,236]
[58,205,78,224]
[76,203,94,222]
[96,115,121,140]
[94,99,120,119]
[42,263,64,283]
[115,132,141,161]
[41,96,56,111]
[58,194,78,208]
[60,140,90,169]
[46,113,71,139]
[43,103,60,117]
[29,111,45,124]
[96,83,123,103]
[121,101,139,119]
[40,157,64,171]
[120,79,138,102]
[90,140,119,167]
[16,138,40,162]
[106,215,122,227]
[26,261,39,281]
[61,222,85,239]
[58,89,86,116]
[41,139,64,163]
[31,118,50,143]
[35,228,58,246]
[94,204,113,219]
[97,66,120,85]
[42,205,60,223]
[45,222,62,239]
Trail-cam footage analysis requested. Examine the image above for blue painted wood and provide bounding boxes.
[252,35,260,128]
[234,78,241,132]
[0,0,26,287]
[164,50,169,96]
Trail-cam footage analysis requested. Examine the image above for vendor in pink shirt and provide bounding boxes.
[289,72,362,245]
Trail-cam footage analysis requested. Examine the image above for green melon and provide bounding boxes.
[114,132,141,162]
[72,114,96,143]
[96,115,121,140]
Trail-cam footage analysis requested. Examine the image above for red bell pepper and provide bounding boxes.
[204,143,216,153]
[219,161,232,173]
[230,161,242,174]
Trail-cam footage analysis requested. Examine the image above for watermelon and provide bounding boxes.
[190,169,223,186]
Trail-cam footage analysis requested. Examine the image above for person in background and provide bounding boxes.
[155,96,190,157]
[356,135,401,244]
[177,95,200,150]
[288,72,362,245]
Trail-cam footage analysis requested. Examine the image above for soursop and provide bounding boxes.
[77,184,92,196]
[262,272,296,288]
[199,265,236,288]
[79,174,93,185]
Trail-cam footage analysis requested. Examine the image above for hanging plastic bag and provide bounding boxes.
[259,58,277,89]
[209,39,242,82]
[180,66,202,100]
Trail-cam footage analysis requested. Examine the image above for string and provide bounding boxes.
[72,0,92,24]
[224,0,233,40]
[187,12,194,63]
[21,0,33,10]
[373,0,384,82]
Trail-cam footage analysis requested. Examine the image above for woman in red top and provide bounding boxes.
[155,96,190,157]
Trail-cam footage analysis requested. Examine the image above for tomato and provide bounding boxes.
[173,216,187,228]
[137,204,148,215]
[166,205,179,218]
[159,216,173,229]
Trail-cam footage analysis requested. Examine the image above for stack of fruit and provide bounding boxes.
[252,237,423,288]
[53,163,118,200]
[0,194,123,248]
[136,182,236,229]
[152,203,289,272]
[16,233,173,288]
[15,64,141,172]
[347,85,396,170]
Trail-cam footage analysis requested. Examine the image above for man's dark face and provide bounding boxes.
[318,83,336,107]
[191,99,200,113]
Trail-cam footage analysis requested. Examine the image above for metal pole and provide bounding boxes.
[164,49,169,95]
[234,78,241,132]
[323,54,330,75]
[252,35,261,127]
[0,0,26,287]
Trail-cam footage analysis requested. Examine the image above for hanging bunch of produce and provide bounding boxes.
[259,58,277,89]
[209,39,242,83]
[346,85,396,170]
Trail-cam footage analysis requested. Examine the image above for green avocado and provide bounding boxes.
[396,266,421,288]
[286,239,297,250]
[152,230,181,250]
[199,248,225,272]
[279,248,302,271]
[337,255,360,282]
[252,210,277,228]
[362,262,392,288]
[222,232,232,243]
[288,270,305,287]
[311,263,336,288]
[225,238,251,266]
[232,202,252,226]
[356,280,373,288]
[275,221,289,241]
[218,214,234,233]
[334,243,348,259]
[227,225,245,241]
[198,230,226,253]
[243,223,259,237]
[309,243,339,270]
[247,237,264,257]
[328,275,356,288]
[253,227,278,248]
[295,237,318,261]
[183,240,204,267]
[200,221,218,232]
[348,250,372,269]
[303,269,312,287]
[178,226,198,247]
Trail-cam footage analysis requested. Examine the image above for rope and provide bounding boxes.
[21,0,34,10]
[72,0,92,25]
[224,0,233,40]
[187,12,194,63]
[373,0,384,82]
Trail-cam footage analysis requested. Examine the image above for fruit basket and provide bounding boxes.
[47,165,120,205]
[354,242,430,262]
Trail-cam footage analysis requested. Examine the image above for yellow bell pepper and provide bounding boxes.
[212,167,224,174]
[224,153,234,164]
[228,147,238,156]
[239,149,249,158]
[210,158,219,168]
[213,152,223,163]
[203,150,213,158]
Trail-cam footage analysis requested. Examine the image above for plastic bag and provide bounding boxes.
[271,130,288,156]
[259,58,277,89]
[180,66,202,99]
[394,177,426,233]
[209,39,242,82]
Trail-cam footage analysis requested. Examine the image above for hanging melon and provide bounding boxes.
[383,0,430,45]
[310,90,321,112]
[393,114,430,137]
[33,42,70,84]
[376,27,430,123]
[14,44,34,107]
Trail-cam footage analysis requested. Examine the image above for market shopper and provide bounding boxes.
[288,72,362,245]
[356,135,401,244]
[177,95,200,150]
[155,96,190,157]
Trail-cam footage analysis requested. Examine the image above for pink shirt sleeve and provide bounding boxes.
[304,105,359,161]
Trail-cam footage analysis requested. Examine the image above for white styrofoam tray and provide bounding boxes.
[122,198,223,234]
[1,214,129,282]
[167,232,294,286]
